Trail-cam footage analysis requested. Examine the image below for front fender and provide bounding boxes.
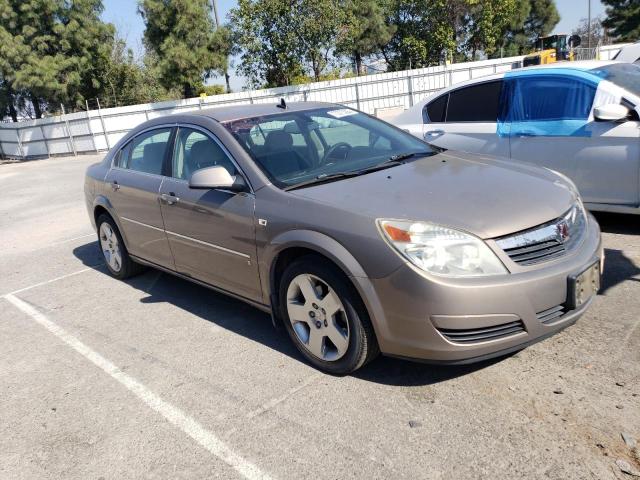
[260,229,390,345]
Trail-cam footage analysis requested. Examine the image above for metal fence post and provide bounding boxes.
[0,131,5,159]
[15,128,24,158]
[86,100,98,153]
[354,82,361,111]
[96,98,110,150]
[39,125,50,158]
[407,75,414,107]
[61,104,77,156]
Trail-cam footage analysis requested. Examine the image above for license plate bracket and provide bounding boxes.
[567,260,600,310]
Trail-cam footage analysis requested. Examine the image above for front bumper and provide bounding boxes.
[364,214,602,362]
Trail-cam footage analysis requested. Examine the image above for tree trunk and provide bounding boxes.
[9,102,18,123]
[183,83,194,99]
[32,96,42,119]
[224,71,231,93]
[354,51,363,76]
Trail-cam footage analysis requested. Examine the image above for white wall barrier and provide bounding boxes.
[0,44,625,159]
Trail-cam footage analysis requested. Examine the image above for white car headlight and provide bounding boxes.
[378,220,507,277]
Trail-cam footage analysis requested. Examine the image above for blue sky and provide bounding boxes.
[101,0,607,91]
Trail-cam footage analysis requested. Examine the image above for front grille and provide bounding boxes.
[536,304,567,324]
[495,204,586,266]
[502,239,566,265]
[438,320,526,344]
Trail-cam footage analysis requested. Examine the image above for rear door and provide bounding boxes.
[104,127,174,268]
[506,74,640,205]
[159,126,262,302]
[423,80,510,158]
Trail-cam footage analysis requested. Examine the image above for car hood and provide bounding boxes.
[290,150,578,239]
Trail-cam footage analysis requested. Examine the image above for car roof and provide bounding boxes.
[191,101,338,123]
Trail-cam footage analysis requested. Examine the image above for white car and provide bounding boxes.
[392,61,640,214]
[613,42,640,64]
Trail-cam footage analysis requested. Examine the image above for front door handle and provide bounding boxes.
[110,180,120,191]
[515,130,536,138]
[424,129,445,139]
[160,193,179,205]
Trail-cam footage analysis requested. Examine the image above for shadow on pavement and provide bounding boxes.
[600,248,640,295]
[74,240,509,386]
[593,212,640,235]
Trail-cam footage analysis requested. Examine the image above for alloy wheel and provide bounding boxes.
[99,222,122,272]
[286,273,350,361]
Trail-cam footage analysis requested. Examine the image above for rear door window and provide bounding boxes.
[423,94,448,123]
[445,81,503,122]
[122,128,172,175]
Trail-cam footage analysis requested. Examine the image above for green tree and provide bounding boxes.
[496,0,560,56]
[336,0,396,75]
[464,0,517,60]
[298,0,343,81]
[602,0,640,42]
[138,0,229,98]
[0,0,119,117]
[381,0,460,70]
[229,0,303,88]
[230,0,342,87]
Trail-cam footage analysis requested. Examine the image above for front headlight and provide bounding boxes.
[378,220,508,277]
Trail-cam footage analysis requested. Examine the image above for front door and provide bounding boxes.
[104,127,174,268]
[506,75,640,206]
[159,126,262,302]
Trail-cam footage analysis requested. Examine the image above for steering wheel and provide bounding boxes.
[321,142,352,165]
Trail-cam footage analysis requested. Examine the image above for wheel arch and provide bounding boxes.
[264,230,385,343]
[92,195,129,248]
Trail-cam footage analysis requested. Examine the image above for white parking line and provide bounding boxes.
[3,294,274,480]
[245,373,322,420]
[48,233,96,247]
[2,267,95,297]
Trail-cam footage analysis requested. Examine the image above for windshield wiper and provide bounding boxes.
[283,151,433,191]
[388,151,433,162]
[283,172,360,191]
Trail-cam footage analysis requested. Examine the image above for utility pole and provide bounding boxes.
[211,0,231,93]
[587,0,592,50]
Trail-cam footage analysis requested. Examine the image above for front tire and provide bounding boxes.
[97,214,143,279]
[279,256,379,375]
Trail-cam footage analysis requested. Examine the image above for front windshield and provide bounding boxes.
[224,107,434,189]
[590,63,640,98]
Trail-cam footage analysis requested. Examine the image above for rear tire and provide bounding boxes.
[97,214,144,279]
[279,255,379,375]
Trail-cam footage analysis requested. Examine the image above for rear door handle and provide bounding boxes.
[424,129,445,139]
[110,180,120,191]
[515,130,536,138]
[160,193,179,205]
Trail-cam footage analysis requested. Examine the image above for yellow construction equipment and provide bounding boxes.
[523,34,582,67]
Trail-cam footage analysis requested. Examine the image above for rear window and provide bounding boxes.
[445,81,503,122]
[590,63,640,98]
[423,94,448,123]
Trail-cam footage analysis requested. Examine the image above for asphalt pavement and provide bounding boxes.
[1,154,638,479]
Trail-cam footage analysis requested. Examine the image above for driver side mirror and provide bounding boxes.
[594,104,632,122]
[189,166,247,192]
